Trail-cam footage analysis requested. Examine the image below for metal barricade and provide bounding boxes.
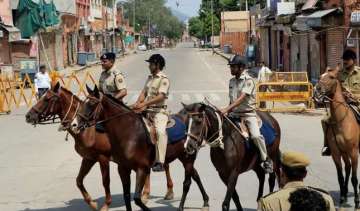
[256,72,315,112]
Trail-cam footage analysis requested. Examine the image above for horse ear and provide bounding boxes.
[53,82,60,93]
[86,84,93,95]
[94,85,100,99]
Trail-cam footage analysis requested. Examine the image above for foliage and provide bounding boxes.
[121,0,184,40]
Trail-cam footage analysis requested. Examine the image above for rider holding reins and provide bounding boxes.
[220,55,273,174]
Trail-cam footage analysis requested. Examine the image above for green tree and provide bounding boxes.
[188,17,204,39]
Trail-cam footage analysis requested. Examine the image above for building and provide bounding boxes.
[76,0,91,53]
[220,11,249,55]
[89,0,104,57]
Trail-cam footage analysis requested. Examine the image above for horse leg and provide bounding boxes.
[268,172,276,193]
[218,172,243,211]
[222,170,240,211]
[332,153,346,205]
[350,151,360,208]
[118,166,132,211]
[343,155,351,202]
[178,161,193,211]
[164,163,175,200]
[254,167,265,201]
[142,174,150,204]
[99,156,111,211]
[76,158,98,210]
[191,167,209,210]
[134,168,151,211]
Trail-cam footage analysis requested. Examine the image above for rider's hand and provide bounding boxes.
[220,108,229,115]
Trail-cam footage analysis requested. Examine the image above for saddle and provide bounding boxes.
[230,115,263,141]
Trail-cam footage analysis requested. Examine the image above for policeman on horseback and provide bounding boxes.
[131,54,170,172]
[321,49,360,156]
[99,52,127,100]
[220,54,273,173]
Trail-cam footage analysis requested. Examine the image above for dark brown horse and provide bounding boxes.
[182,103,281,211]
[25,83,113,211]
[77,85,209,211]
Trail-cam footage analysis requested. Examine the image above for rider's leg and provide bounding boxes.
[153,112,169,172]
[245,116,273,173]
[321,115,331,156]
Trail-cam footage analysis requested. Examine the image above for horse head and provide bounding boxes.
[182,102,220,154]
[76,84,103,132]
[26,82,62,125]
[314,66,340,103]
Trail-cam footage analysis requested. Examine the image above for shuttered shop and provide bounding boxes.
[326,28,344,68]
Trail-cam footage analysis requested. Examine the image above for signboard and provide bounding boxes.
[351,11,360,26]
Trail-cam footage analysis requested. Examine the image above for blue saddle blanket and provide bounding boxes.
[260,119,276,146]
[166,116,187,144]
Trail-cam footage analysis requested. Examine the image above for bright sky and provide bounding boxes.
[165,0,201,17]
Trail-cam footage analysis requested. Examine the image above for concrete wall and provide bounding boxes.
[0,0,13,26]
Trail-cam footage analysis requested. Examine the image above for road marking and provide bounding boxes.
[195,93,205,102]
[209,93,221,101]
[181,94,191,102]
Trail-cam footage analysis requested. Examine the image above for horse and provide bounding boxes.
[25,82,177,210]
[314,67,360,208]
[76,85,209,211]
[182,102,281,211]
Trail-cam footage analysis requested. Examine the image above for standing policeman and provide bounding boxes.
[258,151,335,211]
[99,52,127,100]
[220,55,273,173]
[131,54,170,172]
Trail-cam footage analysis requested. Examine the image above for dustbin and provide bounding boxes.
[224,45,232,54]
[87,52,96,62]
[78,52,88,65]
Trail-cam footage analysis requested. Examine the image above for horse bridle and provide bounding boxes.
[31,90,61,125]
[77,95,134,130]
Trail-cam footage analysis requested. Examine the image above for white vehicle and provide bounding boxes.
[137,44,147,51]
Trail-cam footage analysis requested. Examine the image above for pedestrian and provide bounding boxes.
[258,151,336,211]
[257,62,273,109]
[98,52,127,100]
[220,54,273,173]
[131,54,170,172]
[34,64,51,99]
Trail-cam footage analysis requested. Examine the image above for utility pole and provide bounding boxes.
[133,0,136,51]
[113,0,116,53]
[211,0,214,53]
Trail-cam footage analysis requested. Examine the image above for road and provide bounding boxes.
[0,43,355,211]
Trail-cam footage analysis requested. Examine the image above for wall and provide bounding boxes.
[220,32,248,55]
[90,0,102,19]
[0,0,13,25]
[53,0,76,14]
[0,33,11,64]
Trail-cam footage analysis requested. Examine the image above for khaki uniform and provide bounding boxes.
[339,66,360,100]
[144,71,170,163]
[99,65,126,97]
[229,70,268,161]
[258,181,336,211]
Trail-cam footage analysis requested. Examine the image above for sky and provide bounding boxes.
[165,0,201,17]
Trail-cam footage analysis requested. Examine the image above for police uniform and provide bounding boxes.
[339,66,360,100]
[98,65,126,97]
[144,71,170,164]
[258,151,336,211]
[229,70,268,162]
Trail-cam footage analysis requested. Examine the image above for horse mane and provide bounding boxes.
[103,93,132,111]
[60,87,83,102]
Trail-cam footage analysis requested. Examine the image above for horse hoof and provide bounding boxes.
[201,206,210,211]
[100,204,109,211]
[89,201,98,210]
[164,191,174,200]
[141,194,149,204]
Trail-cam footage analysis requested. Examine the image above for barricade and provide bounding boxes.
[0,70,97,114]
[256,72,315,112]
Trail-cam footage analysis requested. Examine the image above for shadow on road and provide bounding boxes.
[329,190,355,208]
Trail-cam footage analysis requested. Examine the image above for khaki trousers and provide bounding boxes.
[153,112,169,163]
[244,116,268,161]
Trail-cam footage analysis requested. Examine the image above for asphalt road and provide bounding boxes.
[0,43,356,210]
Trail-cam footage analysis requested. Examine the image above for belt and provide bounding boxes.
[148,105,167,109]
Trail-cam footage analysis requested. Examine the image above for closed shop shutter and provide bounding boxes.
[327,28,344,68]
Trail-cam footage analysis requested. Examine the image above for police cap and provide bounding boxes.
[281,151,310,168]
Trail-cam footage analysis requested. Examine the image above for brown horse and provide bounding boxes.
[315,68,360,208]
[25,83,176,210]
[25,83,113,211]
[182,103,281,211]
[76,85,209,211]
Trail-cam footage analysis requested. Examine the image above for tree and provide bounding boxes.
[188,17,204,39]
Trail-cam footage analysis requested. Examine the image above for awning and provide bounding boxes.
[0,24,22,41]
[293,8,342,30]
[301,0,319,11]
